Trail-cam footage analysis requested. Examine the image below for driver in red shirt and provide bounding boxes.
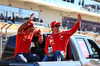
[14,13,43,63]
[43,14,81,61]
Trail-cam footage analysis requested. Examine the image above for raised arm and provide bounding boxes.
[63,14,81,37]
[17,13,35,34]
[77,14,81,23]
[69,13,81,34]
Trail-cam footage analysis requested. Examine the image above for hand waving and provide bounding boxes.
[77,14,81,23]
[29,13,35,21]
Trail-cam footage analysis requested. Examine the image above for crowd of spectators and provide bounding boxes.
[1,12,100,33]
[1,10,100,33]
[62,17,100,33]
[1,11,100,33]
[81,4,100,14]
[63,0,100,14]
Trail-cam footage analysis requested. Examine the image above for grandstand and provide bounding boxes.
[0,0,100,45]
[94,0,100,2]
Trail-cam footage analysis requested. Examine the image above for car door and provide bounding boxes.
[84,37,100,58]
[82,37,100,65]
[70,35,100,66]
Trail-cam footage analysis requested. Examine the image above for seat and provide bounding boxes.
[2,35,16,61]
[31,34,46,61]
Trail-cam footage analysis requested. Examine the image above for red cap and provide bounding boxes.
[24,21,34,29]
[50,21,61,27]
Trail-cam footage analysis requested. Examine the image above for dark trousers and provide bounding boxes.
[42,50,65,61]
[15,53,40,63]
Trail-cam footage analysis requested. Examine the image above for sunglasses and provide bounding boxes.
[52,25,60,28]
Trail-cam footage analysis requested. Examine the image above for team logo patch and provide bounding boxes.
[28,23,30,25]
[50,39,54,43]
[59,33,61,35]
[49,39,55,45]
[60,36,63,38]
[50,36,53,39]
[60,35,63,40]
[24,35,27,38]
[23,39,26,41]
[52,42,55,45]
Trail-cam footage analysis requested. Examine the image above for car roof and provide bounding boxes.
[44,33,92,38]
[71,34,93,39]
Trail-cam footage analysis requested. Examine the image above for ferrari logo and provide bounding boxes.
[50,39,54,43]
[24,35,27,38]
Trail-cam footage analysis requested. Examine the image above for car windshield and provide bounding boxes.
[75,38,89,58]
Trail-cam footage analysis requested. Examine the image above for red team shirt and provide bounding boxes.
[44,22,80,58]
[14,30,33,57]
[14,29,41,57]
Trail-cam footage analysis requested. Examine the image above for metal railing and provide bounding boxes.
[0,23,12,60]
[0,24,7,60]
